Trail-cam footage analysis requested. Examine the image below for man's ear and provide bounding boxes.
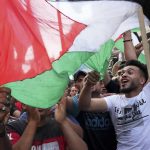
[140,76,146,85]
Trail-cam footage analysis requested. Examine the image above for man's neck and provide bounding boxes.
[125,86,143,98]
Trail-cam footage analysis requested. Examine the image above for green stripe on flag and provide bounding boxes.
[4,70,69,108]
[85,40,114,78]
[4,51,94,108]
[52,51,94,75]
[138,53,146,64]
[4,40,114,108]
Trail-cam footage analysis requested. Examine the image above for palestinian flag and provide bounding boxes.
[0,0,149,108]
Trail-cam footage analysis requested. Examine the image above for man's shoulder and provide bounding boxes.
[143,81,150,90]
[7,119,26,127]
[6,119,27,134]
[104,94,125,106]
[104,94,125,100]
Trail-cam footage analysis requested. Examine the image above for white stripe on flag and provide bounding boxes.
[49,1,149,52]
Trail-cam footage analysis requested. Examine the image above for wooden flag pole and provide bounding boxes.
[138,6,150,78]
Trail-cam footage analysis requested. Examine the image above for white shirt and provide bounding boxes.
[105,82,150,150]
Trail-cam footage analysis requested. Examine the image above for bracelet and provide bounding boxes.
[123,39,132,42]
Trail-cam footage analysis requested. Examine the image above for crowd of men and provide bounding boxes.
[0,30,150,150]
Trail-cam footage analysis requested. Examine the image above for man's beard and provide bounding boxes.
[120,82,137,93]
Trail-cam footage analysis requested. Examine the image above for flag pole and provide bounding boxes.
[138,6,150,78]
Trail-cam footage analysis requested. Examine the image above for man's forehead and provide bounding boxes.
[78,75,85,78]
[122,65,139,71]
[77,75,85,80]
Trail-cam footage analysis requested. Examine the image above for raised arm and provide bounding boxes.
[123,30,138,60]
[55,97,87,150]
[0,87,12,150]
[123,31,150,83]
[79,71,108,112]
[11,107,40,150]
[103,71,112,87]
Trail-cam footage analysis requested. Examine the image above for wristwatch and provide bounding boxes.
[0,122,6,137]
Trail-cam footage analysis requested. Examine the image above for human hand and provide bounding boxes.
[55,96,67,124]
[135,42,143,57]
[26,106,41,123]
[83,71,100,87]
[123,30,131,39]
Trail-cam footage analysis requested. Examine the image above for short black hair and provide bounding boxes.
[118,61,126,70]
[125,60,148,82]
[74,70,87,82]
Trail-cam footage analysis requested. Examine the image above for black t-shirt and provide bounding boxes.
[77,111,117,150]
[6,118,66,150]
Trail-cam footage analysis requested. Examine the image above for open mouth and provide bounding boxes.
[121,79,129,86]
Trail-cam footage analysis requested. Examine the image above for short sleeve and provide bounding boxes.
[143,82,150,94]
[104,95,118,111]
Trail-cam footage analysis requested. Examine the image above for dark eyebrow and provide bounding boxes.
[123,67,138,72]
[127,68,135,71]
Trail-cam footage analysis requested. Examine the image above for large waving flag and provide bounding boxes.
[1,0,149,108]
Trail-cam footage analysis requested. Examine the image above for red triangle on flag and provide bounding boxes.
[0,0,86,85]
